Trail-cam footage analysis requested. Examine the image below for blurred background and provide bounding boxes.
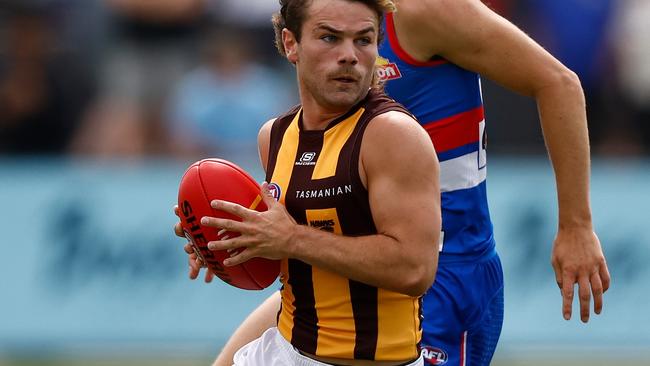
[0,0,648,365]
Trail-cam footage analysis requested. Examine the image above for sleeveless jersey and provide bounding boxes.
[266,89,422,361]
[378,12,495,262]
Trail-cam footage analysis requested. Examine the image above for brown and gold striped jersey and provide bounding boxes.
[265,89,423,361]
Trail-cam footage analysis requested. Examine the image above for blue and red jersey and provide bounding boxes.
[379,12,495,262]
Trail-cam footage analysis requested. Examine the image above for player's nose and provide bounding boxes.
[337,40,358,65]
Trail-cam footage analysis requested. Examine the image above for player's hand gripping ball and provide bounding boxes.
[177,158,280,290]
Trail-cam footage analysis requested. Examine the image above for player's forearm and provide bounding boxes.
[287,225,437,296]
[535,70,593,230]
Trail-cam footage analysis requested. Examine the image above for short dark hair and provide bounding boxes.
[272,0,395,56]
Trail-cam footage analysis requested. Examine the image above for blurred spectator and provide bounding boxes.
[210,0,279,27]
[205,0,284,63]
[2,0,645,159]
[517,0,614,92]
[509,0,642,155]
[165,26,296,163]
[69,0,205,158]
[612,0,650,155]
[0,2,92,155]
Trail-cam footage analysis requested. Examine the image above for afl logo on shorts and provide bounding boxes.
[422,346,448,365]
[267,183,281,201]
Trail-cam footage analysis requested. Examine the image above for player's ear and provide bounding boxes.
[283,28,298,64]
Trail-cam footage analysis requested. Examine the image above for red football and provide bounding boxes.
[177,158,280,290]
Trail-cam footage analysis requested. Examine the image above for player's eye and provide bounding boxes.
[356,37,372,46]
[321,34,338,43]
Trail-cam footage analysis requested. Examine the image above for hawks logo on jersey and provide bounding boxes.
[376,56,402,82]
[267,182,281,201]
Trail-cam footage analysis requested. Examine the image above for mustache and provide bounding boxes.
[327,68,362,81]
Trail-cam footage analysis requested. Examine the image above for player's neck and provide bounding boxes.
[298,84,371,131]
[301,107,343,131]
[299,95,352,131]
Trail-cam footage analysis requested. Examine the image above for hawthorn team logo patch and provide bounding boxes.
[267,183,281,201]
[376,56,402,81]
[422,346,448,365]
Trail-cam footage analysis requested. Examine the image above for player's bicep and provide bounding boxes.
[430,0,568,96]
[362,113,440,246]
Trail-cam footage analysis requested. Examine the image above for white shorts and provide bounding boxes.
[233,327,424,366]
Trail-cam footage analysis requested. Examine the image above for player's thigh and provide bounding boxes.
[420,255,503,366]
[420,264,466,366]
[464,285,504,366]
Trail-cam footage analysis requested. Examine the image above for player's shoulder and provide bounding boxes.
[397,0,478,32]
[362,88,417,123]
[362,88,412,118]
[361,109,437,177]
[365,107,432,157]
[394,0,480,58]
[367,110,427,148]
[258,118,276,140]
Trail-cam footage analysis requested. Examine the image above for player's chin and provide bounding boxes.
[325,89,364,108]
[331,80,360,91]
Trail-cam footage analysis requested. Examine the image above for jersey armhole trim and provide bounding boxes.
[386,12,448,67]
